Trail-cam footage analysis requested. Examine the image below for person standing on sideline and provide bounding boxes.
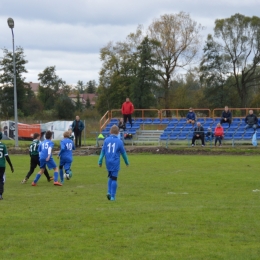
[72,115,85,148]
[220,106,232,127]
[214,123,224,147]
[31,130,62,186]
[121,98,134,128]
[58,131,75,184]
[21,133,53,183]
[0,132,14,200]
[98,125,129,201]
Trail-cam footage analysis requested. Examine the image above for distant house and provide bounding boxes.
[68,93,97,107]
[28,82,40,96]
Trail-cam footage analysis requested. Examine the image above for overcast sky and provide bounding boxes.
[0,0,259,86]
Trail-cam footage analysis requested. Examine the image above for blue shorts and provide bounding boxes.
[59,159,72,171]
[40,158,57,170]
[108,171,119,178]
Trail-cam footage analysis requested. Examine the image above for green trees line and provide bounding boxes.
[1,12,260,120]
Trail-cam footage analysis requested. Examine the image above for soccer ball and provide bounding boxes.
[64,173,70,180]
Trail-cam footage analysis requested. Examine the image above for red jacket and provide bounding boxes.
[121,101,134,115]
[214,126,224,137]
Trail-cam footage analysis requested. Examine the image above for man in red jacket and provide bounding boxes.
[121,98,134,127]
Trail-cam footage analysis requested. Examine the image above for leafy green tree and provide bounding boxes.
[0,47,28,117]
[212,13,260,107]
[75,92,83,112]
[86,80,97,93]
[54,96,75,119]
[38,66,66,109]
[131,36,158,109]
[76,80,86,94]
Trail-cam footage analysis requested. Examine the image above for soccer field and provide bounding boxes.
[1,154,260,260]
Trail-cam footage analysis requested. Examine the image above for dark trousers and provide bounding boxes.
[123,114,132,127]
[192,134,205,145]
[26,155,50,180]
[74,131,82,147]
[215,136,223,145]
[220,119,231,126]
[0,167,5,195]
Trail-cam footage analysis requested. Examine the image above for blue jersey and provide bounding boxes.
[98,134,129,171]
[59,138,75,162]
[38,139,54,160]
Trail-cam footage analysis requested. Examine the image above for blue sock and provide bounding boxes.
[111,180,117,198]
[59,169,63,182]
[107,178,112,195]
[54,171,58,182]
[34,173,41,183]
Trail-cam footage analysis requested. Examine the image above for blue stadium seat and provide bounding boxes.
[170,118,179,124]
[178,133,188,140]
[143,118,153,124]
[235,129,245,135]
[205,118,214,124]
[169,134,178,140]
[101,130,110,136]
[197,118,205,123]
[153,118,161,124]
[243,133,253,140]
[181,130,190,135]
[128,129,136,135]
[172,130,181,135]
[224,133,233,140]
[132,124,140,129]
[110,118,118,123]
[161,118,170,124]
[245,128,255,134]
[160,134,168,141]
[164,129,172,135]
[233,118,241,123]
[174,126,184,131]
[233,133,242,140]
[135,118,143,124]
[179,118,187,123]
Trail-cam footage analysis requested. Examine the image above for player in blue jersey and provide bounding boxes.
[98,125,129,201]
[31,130,62,186]
[58,131,75,184]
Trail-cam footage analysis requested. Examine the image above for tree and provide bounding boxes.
[132,36,158,109]
[148,12,203,114]
[76,80,85,94]
[86,80,97,93]
[38,66,66,109]
[54,96,75,119]
[213,13,260,107]
[0,47,28,117]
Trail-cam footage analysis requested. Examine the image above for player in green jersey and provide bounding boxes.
[0,132,14,200]
[21,133,53,183]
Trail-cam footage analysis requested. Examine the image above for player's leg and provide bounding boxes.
[22,156,38,183]
[110,171,118,201]
[64,162,72,180]
[59,164,64,183]
[0,167,5,199]
[106,171,112,200]
[32,161,45,186]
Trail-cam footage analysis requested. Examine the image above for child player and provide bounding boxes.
[21,133,53,183]
[0,132,14,200]
[98,125,129,201]
[31,130,62,186]
[58,131,75,183]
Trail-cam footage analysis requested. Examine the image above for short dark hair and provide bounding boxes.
[45,130,52,139]
[33,133,40,139]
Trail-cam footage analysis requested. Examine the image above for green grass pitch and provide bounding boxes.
[1,154,260,260]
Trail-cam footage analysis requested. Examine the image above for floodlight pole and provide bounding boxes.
[7,18,19,147]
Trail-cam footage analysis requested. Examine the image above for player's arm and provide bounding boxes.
[46,146,52,161]
[5,155,14,172]
[120,144,129,166]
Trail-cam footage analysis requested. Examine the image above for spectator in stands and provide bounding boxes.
[118,118,126,141]
[121,98,134,128]
[220,106,232,127]
[191,122,205,147]
[214,123,224,147]
[205,127,214,142]
[186,107,196,126]
[245,110,258,131]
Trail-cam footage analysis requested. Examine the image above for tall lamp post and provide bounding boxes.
[7,18,19,148]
